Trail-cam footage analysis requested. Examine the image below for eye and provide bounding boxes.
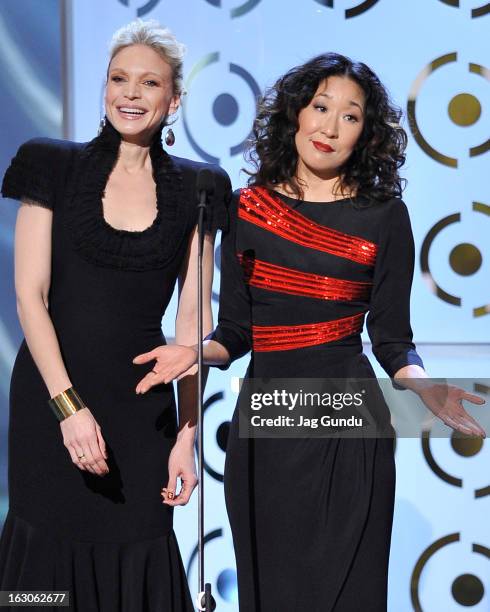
[313,104,327,113]
[111,76,124,83]
[144,80,158,87]
[344,114,359,122]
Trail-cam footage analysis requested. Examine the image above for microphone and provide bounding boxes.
[195,167,217,611]
[196,168,215,251]
[196,168,215,206]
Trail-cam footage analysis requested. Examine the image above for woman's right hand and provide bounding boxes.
[133,345,198,394]
[60,407,109,476]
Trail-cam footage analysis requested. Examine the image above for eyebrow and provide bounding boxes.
[316,92,364,113]
[108,68,163,79]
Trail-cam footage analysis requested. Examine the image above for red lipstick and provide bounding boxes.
[312,141,334,153]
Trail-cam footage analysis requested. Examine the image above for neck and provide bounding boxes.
[293,159,351,202]
[99,118,162,174]
[117,138,152,174]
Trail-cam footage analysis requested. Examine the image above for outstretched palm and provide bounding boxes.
[133,345,198,393]
[418,383,486,437]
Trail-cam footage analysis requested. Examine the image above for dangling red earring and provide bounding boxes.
[165,128,175,146]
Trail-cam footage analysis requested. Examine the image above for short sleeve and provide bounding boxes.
[366,199,424,378]
[1,138,59,209]
[207,189,253,369]
[204,165,232,233]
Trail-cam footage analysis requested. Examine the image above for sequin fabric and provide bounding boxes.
[239,187,378,266]
[252,312,365,352]
[238,253,372,301]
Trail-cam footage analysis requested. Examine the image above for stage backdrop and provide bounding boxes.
[0,0,488,610]
[63,2,489,611]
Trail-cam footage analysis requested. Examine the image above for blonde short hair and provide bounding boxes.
[108,19,186,96]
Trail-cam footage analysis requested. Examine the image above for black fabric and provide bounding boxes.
[0,511,192,612]
[0,123,231,611]
[209,192,252,368]
[365,199,423,377]
[212,187,423,611]
[1,137,74,210]
[1,119,231,271]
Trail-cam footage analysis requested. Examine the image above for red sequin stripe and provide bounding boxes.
[239,187,378,266]
[252,312,365,352]
[238,253,372,301]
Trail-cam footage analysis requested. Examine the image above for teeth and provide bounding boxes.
[119,108,145,114]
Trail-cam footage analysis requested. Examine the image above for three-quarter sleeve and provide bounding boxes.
[366,199,424,377]
[208,190,253,369]
[1,138,58,209]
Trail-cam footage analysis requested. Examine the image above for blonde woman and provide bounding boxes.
[0,19,229,611]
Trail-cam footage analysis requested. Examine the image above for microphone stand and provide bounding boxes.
[196,180,216,612]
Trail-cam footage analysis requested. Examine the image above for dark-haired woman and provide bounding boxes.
[136,53,485,611]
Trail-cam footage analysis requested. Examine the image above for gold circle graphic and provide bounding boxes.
[449,243,482,275]
[451,431,483,456]
[451,573,484,606]
[448,93,482,126]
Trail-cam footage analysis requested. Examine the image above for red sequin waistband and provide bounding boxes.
[239,187,378,266]
[252,312,365,352]
[238,253,372,301]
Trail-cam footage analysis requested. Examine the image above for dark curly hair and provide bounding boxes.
[246,53,407,203]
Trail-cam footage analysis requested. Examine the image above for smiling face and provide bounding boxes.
[105,44,180,144]
[294,76,365,183]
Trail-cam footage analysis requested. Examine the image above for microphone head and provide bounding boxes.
[196,168,216,196]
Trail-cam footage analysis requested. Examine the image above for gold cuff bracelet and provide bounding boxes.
[48,387,86,421]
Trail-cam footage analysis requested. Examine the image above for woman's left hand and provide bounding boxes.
[417,382,486,437]
[161,441,198,507]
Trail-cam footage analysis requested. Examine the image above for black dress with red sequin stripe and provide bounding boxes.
[210,186,423,612]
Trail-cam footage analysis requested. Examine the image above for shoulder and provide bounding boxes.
[224,187,246,214]
[12,137,81,165]
[169,155,232,232]
[372,197,414,247]
[377,196,409,213]
[230,186,253,203]
[169,155,231,191]
[380,197,411,226]
[363,196,412,228]
[2,137,81,208]
[7,137,82,180]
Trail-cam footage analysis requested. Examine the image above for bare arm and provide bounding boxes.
[134,226,217,505]
[15,204,71,397]
[14,203,109,475]
[163,227,216,506]
[174,226,216,447]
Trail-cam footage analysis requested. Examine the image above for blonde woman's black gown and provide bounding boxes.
[0,120,230,611]
[211,186,423,611]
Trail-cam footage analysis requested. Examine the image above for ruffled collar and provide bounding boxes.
[65,118,189,271]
